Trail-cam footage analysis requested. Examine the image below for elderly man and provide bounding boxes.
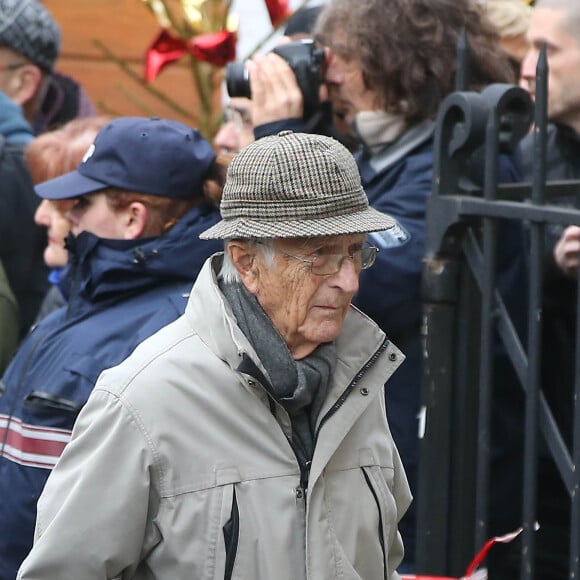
[17,131,411,580]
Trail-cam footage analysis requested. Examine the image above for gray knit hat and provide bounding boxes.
[200,131,395,239]
[0,0,61,72]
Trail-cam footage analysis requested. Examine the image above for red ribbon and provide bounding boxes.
[144,28,236,82]
[464,527,524,577]
[264,0,291,27]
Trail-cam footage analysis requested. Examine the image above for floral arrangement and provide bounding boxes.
[138,0,307,139]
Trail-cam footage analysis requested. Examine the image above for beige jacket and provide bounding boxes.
[18,255,412,580]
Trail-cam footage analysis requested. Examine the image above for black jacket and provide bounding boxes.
[521,124,580,447]
[518,123,580,579]
[0,136,49,338]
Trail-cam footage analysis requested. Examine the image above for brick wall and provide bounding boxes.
[42,0,209,129]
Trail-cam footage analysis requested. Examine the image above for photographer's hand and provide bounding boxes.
[247,53,304,126]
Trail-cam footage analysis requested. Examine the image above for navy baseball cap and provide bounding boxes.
[35,116,217,201]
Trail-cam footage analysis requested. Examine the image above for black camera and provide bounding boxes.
[225,39,325,120]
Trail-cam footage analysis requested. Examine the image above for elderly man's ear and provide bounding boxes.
[228,241,260,294]
[5,63,43,107]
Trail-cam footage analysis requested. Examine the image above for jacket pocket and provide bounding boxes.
[222,486,239,580]
[22,390,83,432]
[64,353,106,393]
[362,464,395,580]
[25,391,82,416]
[21,353,103,431]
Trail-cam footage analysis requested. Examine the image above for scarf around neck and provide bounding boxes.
[352,110,407,156]
[220,280,337,463]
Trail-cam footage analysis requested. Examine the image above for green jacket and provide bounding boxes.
[0,260,18,375]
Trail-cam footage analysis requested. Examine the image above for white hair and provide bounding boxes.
[219,238,276,284]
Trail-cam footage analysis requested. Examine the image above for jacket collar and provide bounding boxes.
[358,119,435,175]
[59,205,222,303]
[186,255,399,400]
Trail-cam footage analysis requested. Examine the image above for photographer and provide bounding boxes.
[215,7,356,154]
[246,50,309,132]
[234,41,355,149]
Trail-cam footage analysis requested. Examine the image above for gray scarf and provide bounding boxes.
[221,280,336,462]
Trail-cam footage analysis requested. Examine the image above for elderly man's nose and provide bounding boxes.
[333,258,360,293]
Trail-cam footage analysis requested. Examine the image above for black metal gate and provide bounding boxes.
[416,48,580,578]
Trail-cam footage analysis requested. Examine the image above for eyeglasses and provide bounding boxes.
[0,62,26,73]
[279,244,379,276]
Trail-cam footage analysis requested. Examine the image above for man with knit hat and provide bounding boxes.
[0,0,97,341]
[0,0,95,135]
[0,0,60,126]
[0,0,61,341]
[18,131,411,580]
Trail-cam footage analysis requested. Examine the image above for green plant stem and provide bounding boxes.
[92,38,197,122]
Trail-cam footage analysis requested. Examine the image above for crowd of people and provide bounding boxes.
[0,0,578,578]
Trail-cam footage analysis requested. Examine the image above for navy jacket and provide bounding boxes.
[0,204,222,580]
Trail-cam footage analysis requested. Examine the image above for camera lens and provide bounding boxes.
[225,62,251,99]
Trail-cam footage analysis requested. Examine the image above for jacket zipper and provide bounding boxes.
[315,338,389,440]
[65,251,80,320]
[362,468,387,579]
[299,338,389,502]
[237,356,312,503]
[237,338,389,504]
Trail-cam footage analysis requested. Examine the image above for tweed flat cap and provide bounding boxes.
[0,0,61,72]
[200,131,395,239]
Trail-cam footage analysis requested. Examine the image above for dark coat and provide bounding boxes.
[521,124,580,450]
[0,136,50,337]
[516,125,580,578]
[0,260,18,376]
